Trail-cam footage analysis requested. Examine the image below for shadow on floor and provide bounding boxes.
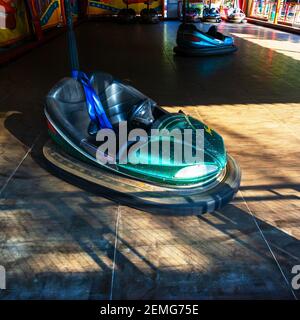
[0,185,299,299]
[1,114,299,299]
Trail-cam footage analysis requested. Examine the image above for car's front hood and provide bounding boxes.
[118,114,227,186]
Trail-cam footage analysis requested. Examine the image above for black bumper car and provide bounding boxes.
[117,1,136,23]
[174,23,237,56]
[140,1,159,24]
[202,7,222,23]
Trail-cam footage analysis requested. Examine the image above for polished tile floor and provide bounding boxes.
[0,21,299,299]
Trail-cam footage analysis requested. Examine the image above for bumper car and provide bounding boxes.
[174,23,237,56]
[227,8,247,23]
[178,1,201,23]
[140,1,159,24]
[44,0,241,215]
[117,1,136,23]
[185,7,201,22]
[202,7,221,23]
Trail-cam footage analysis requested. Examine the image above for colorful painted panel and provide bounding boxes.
[33,0,62,28]
[87,0,163,16]
[0,0,30,47]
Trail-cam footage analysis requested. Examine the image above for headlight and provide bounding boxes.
[175,164,218,179]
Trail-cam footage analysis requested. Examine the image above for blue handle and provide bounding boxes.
[73,71,113,129]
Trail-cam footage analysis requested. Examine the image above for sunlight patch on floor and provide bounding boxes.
[231,33,300,61]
